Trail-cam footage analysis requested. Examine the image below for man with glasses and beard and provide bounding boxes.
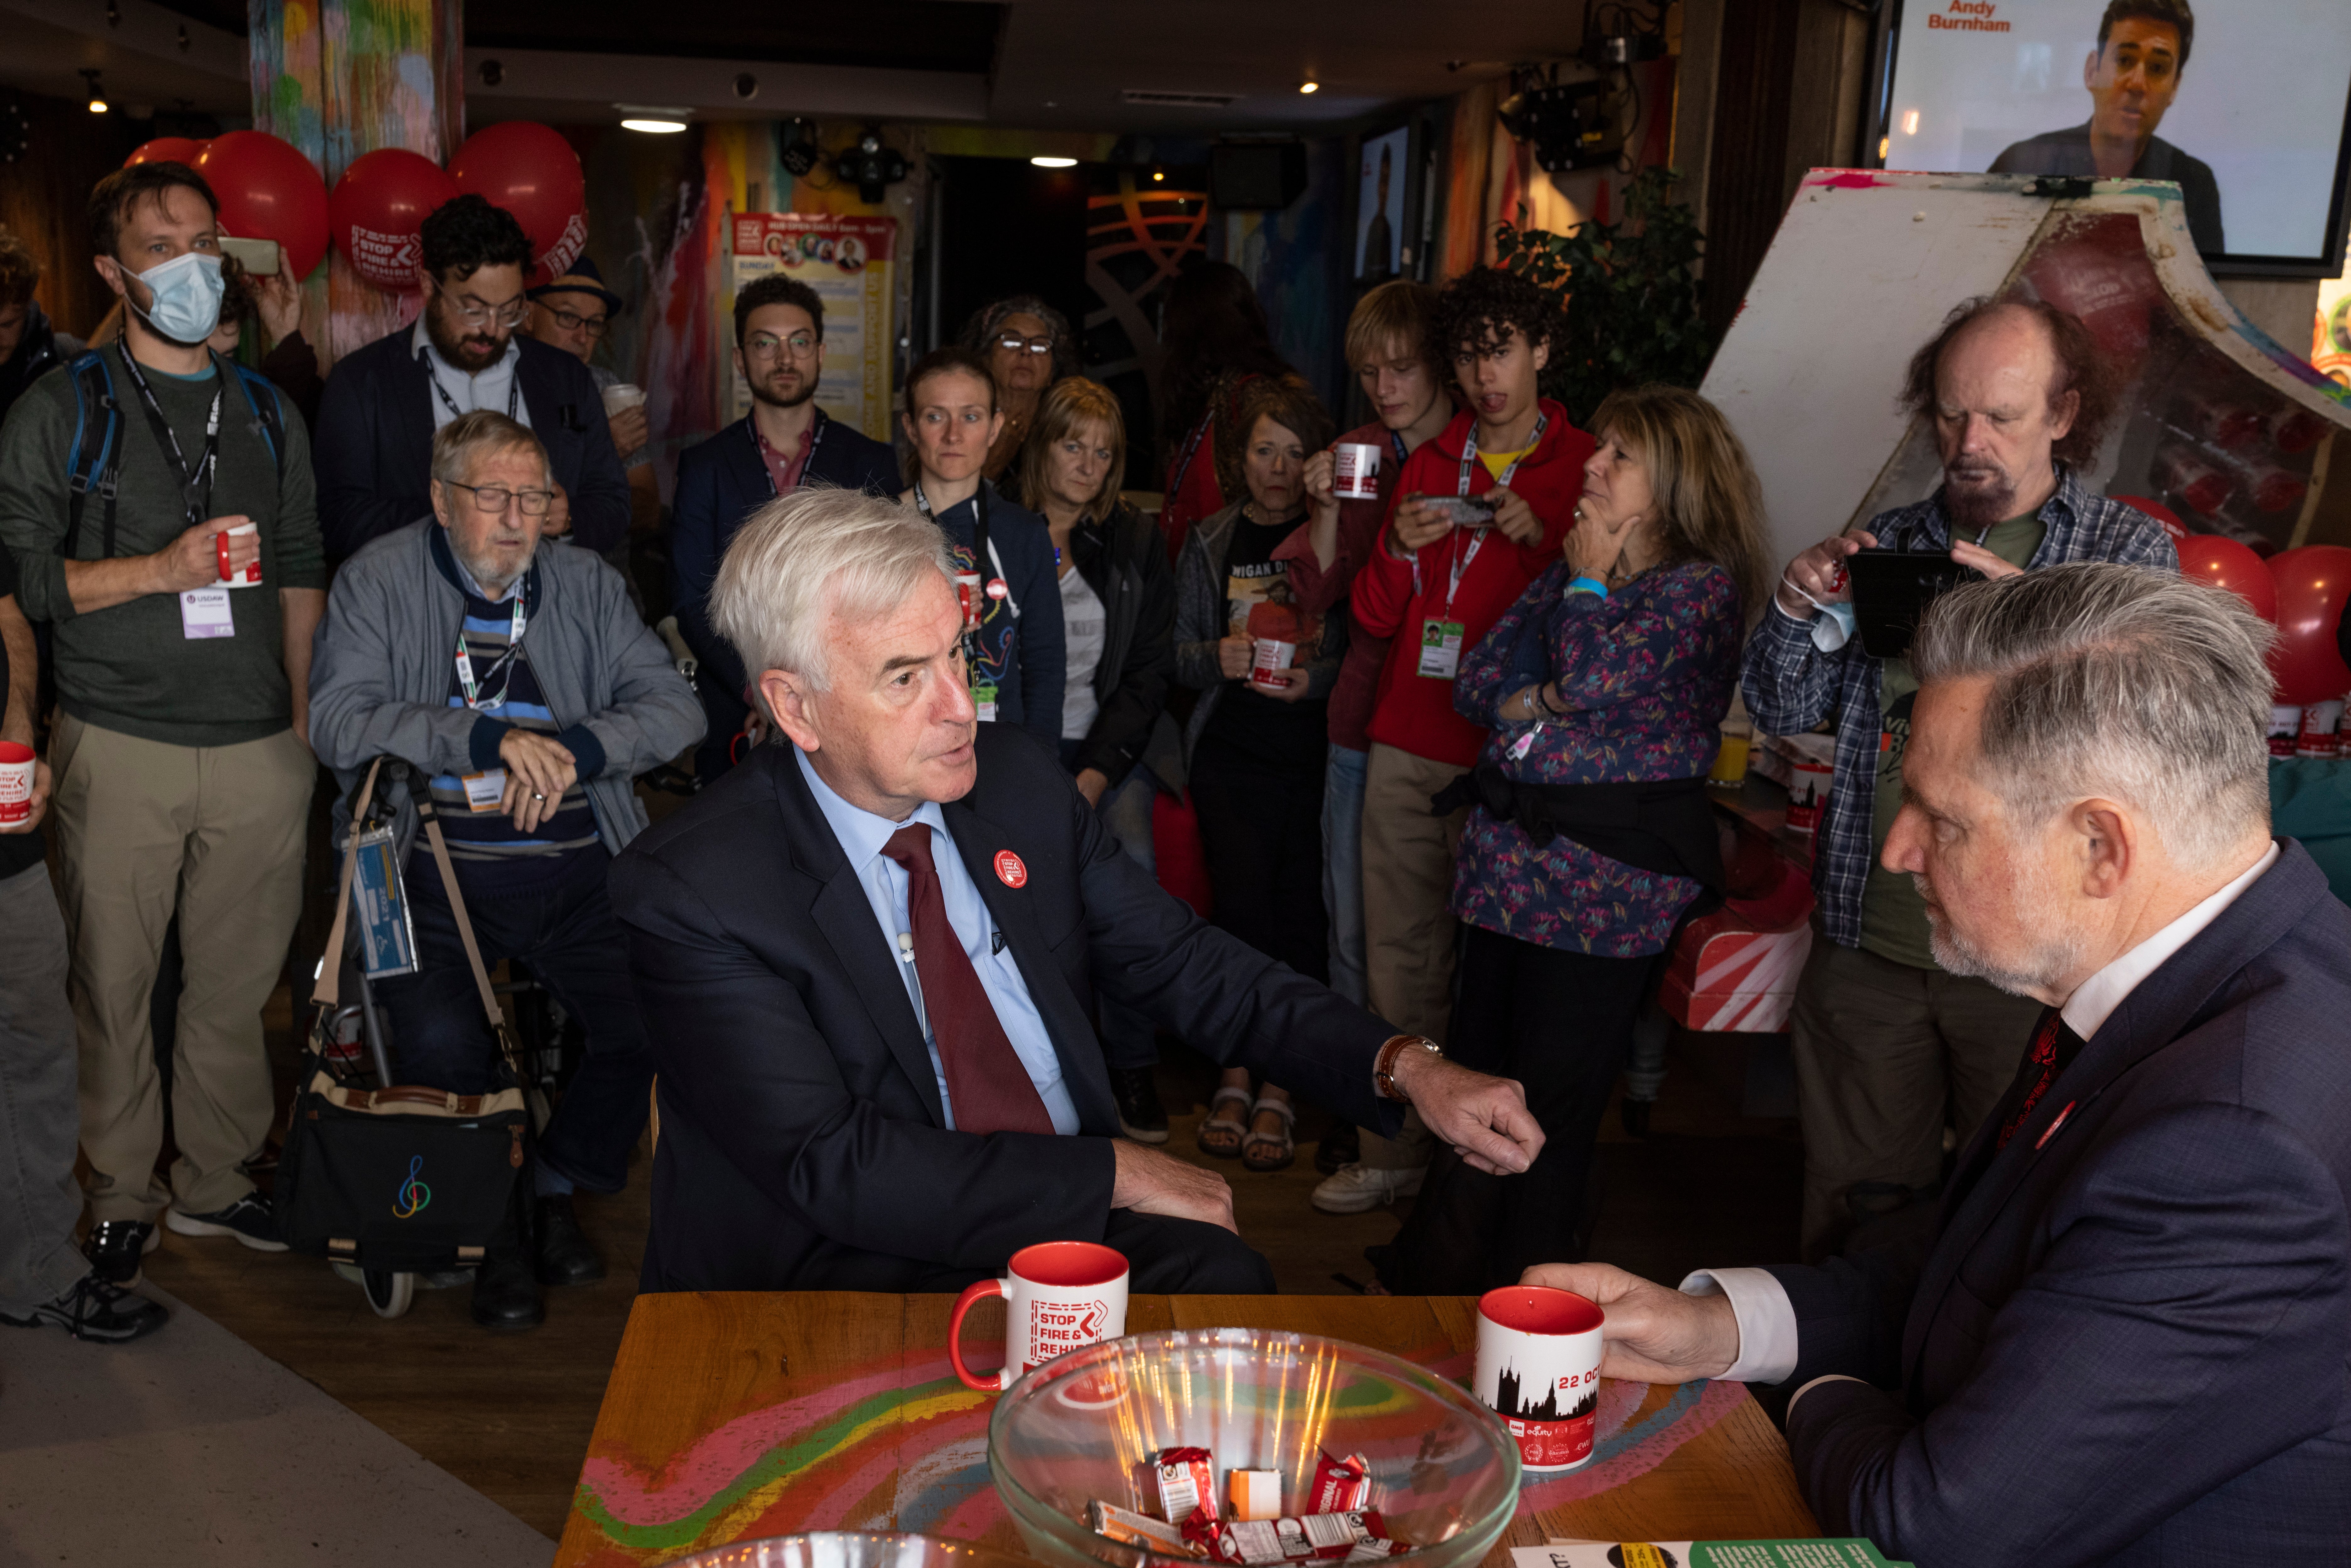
[671,274,897,781]
[1743,296,2177,1264]
[307,411,701,1328]
[314,195,631,564]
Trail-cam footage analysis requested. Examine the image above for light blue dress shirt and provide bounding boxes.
[411,316,533,432]
[793,746,1081,1135]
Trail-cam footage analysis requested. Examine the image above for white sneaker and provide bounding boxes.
[1311,1162,1425,1215]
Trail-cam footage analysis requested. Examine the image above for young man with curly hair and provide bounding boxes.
[1342,267,1594,1237]
[314,195,631,562]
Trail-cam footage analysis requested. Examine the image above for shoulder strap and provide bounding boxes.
[61,351,122,562]
[312,758,384,1014]
[414,794,524,1079]
[228,358,287,481]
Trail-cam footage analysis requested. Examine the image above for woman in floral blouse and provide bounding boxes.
[1382,384,1772,1291]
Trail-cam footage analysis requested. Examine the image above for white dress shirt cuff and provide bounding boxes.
[1678,1267,1801,1385]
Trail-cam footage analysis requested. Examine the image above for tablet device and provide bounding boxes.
[1847,550,1981,661]
[1423,495,1496,526]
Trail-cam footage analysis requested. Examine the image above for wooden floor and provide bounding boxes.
[140,1021,1800,1543]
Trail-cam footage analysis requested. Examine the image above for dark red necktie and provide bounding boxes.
[880,825,1055,1136]
[1996,1009,2084,1149]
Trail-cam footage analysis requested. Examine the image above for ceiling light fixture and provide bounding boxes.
[622,118,687,133]
[1030,155,1077,169]
[1152,170,1165,182]
[81,70,108,114]
[616,102,692,133]
[1298,80,1319,94]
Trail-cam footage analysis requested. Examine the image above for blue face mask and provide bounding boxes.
[127,250,225,346]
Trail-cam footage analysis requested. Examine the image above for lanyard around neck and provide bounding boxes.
[453,590,529,710]
[427,344,522,425]
[120,348,222,530]
[1458,411,1547,497]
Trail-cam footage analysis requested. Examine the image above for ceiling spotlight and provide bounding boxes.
[1152,169,1165,182]
[1298,80,1319,95]
[617,103,692,133]
[81,70,108,114]
[1030,155,1077,169]
[622,117,688,134]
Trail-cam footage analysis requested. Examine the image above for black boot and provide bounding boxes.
[535,1194,605,1285]
[471,1254,544,1332]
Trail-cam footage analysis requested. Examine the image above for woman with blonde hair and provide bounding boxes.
[1023,376,1182,1142]
[1383,383,1769,1291]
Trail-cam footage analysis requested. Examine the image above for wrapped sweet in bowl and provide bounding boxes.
[986,1328,1522,1568]
[657,1531,1043,1568]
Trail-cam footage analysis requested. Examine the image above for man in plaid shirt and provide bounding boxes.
[1743,297,2177,1260]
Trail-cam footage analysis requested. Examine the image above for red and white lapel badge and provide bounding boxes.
[994,849,1028,889]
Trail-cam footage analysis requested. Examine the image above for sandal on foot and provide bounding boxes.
[1197,1087,1251,1158]
[1242,1097,1296,1172]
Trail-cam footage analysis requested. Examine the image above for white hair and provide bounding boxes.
[708,485,954,697]
[1908,561,2276,870]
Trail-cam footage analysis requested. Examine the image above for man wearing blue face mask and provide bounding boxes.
[1742,296,2176,1264]
[0,161,327,1279]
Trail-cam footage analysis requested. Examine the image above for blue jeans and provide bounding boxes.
[1322,744,1369,1007]
[374,849,652,1195]
[1063,743,1162,1072]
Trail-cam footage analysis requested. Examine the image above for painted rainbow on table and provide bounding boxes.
[566,1344,1748,1566]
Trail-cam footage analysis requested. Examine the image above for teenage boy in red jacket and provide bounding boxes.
[1341,268,1593,1213]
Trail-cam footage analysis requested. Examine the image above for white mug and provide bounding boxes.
[220,521,263,589]
[949,1241,1129,1392]
[0,741,33,826]
[1474,1285,1605,1472]
[1333,441,1382,501]
[600,381,647,418]
[1250,638,1298,690]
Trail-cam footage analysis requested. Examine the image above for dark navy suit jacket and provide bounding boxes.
[609,727,1403,1292]
[1766,840,2351,1566]
[669,411,900,774]
[313,326,631,562]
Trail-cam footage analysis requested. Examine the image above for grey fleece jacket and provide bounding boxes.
[307,519,703,858]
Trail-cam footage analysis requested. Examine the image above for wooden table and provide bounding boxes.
[555,1293,1815,1568]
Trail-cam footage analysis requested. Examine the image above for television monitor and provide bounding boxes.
[1875,0,2351,276]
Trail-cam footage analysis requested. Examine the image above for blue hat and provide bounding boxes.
[528,254,623,312]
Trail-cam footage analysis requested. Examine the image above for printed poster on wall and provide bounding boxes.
[727,213,898,442]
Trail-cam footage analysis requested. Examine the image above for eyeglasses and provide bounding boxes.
[438,285,528,330]
[997,334,1055,356]
[747,332,819,360]
[446,481,555,515]
[543,305,608,337]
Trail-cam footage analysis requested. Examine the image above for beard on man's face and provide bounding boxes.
[1943,458,2019,531]
[1915,870,2088,999]
[426,299,510,371]
[749,366,816,411]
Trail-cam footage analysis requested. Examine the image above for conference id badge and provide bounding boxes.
[350,823,419,980]
[460,770,507,813]
[179,586,235,639]
[972,680,999,724]
[1418,618,1465,679]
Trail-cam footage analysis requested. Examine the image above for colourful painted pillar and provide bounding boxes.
[248,0,464,365]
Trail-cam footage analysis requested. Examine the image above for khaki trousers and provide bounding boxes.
[51,713,314,1222]
[1789,935,2045,1261]
[1355,743,1469,1171]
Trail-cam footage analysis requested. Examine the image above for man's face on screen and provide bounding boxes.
[2084,18,2184,154]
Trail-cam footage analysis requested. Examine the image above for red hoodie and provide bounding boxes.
[1350,400,1593,767]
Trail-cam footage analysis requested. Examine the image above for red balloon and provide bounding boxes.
[448,121,587,287]
[329,148,460,293]
[192,131,330,280]
[2175,532,2278,622]
[2267,545,2351,704]
[126,137,204,168]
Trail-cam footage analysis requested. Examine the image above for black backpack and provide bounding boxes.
[60,345,288,561]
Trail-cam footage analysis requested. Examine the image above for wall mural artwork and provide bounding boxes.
[1085,169,1210,485]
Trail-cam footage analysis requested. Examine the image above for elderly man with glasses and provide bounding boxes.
[314,196,632,564]
[672,273,898,781]
[308,410,703,1331]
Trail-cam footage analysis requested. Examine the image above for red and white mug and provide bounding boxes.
[949,1241,1129,1392]
[1332,442,1383,501]
[0,741,34,825]
[1474,1285,1606,1473]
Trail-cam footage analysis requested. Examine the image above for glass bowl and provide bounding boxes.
[658,1531,1043,1568]
[987,1327,1521,1568]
